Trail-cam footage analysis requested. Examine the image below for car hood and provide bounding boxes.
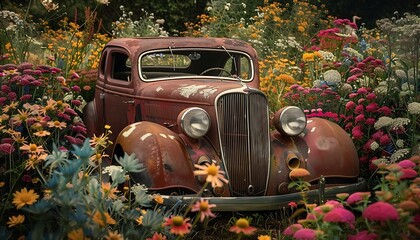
[137,79,251,104]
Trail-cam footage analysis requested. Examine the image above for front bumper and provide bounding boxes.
[161,178,367,211]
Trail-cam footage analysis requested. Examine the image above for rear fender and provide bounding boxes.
[113,121,200,193]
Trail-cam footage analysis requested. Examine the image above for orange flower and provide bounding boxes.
[105,230,124,240]
[20,143,45,154]
[163,215,191,237]
[101,182,119,200]
[146,232,167,240]
[7,215,25,228]
[92,211,116,227]
[194,163,228,188]
[47,120,67,129]
[152,194,164,205]
[289,168,310,180]
[191,198,216,222]
[229,218,257,236]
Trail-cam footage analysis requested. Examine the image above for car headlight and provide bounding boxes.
[178,107,210,139]
[273,106,307,136]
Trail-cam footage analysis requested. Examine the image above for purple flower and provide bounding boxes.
[71,85,81,92]
[0,97,7,105]
[20,94,32,101]
[1,84,10,93]
[363,201,399,222]
[7,92,17,101]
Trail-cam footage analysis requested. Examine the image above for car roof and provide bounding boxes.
[105,37,257,57]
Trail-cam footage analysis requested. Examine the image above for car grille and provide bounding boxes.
[216,91,270,196]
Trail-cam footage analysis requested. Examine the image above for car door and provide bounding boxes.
[103,48,135,143]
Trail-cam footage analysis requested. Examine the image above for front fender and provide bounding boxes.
[270,117,359,187]
[113,121,200,193]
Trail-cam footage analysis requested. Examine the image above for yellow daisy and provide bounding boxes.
[12,188,39,209]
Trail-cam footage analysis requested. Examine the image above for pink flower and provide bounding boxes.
[399,168,418,180]
[365,103,378,112]
[283,223,303,236]
[347,75,360,83]
[365,118,376,126]
[323,208,355,226]
[190,199,216,222]
[293,228,317,240]
[366,93,377,101]
[379,134,391,145]
[378,106,392,116]
[348,92,359,98]
[354,104,364,114]
[347,230,377,240]
[371,131,383,140]
[346,101,356,110]
[357,87,368,95]
[347,192,371,205]
[288,201,298,208]
[352,125,364,140]
[398,159,416,169]
[355,114,365,124]
[363,201,399,222]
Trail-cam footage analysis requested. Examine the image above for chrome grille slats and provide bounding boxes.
[216,91,270,196]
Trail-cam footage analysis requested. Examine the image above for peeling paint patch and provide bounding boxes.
[156,86,163,92]
[199,88,218,98]
[315,137,338,151]
[140,133,152,141]
[168,135,175,140]
[310,127,316,132]
[307,120,313,123]
[178,85,218,98]
[307,148,311,154]
[159,133,167,138]
[122,123,140,137]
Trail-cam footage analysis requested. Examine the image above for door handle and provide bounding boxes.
[99,93,105,99]
[123,100,135,104]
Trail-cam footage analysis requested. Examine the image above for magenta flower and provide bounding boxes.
[365,118,376,125]
[347,192,370,205]
[354,104,364,114]
[323,208,355,227]
[378,106,392,116]
[398,159,416,169]
[363,201,399,222]
[283,223,303,236]
[365,103,378,112]
[346,101,356,111]
[352,125,364,140]
[293,228,318,240]
[366,93,377,101]
[399,168,418,180]
[357,87,368,95]
[379,134,391,145]
[347,230,378,240]
[355,114,365,124]
[0,143,15,154]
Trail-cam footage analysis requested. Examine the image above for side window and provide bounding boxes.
[223,55,252,80]
[111,52,132,81]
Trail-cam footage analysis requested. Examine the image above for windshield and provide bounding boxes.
[138,48,253,81]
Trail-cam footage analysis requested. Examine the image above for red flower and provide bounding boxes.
[146,232,167,240]
[355,104,364,114]
[348,230,378,240]
[365,102,378,112]
[378,106,392,116]
[355,114,365,124]
[163,215,191,237]
[363,201,399,222]
[379,134,391,145]
[365,118,376,125]
[366,93,377,101]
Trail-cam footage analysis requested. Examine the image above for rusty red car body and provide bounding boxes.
[83,37,365,211]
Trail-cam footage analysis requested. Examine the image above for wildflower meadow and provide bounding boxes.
[0,0,420,239]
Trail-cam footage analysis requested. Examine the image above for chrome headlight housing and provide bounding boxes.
[178,107,210,139]
[273,106,307,136]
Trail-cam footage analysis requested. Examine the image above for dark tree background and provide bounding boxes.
[1,0,419,34]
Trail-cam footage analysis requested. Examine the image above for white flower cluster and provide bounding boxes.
[343,47,363,60]
[390,148,410,163]
[408,102,420,115]
[274,37,302,51]
[323,69,341,83]
[317,50,336,62]
[390,117,410,129]
[374,116,393,130]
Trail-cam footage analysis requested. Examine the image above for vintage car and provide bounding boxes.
[83,37,366,211]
